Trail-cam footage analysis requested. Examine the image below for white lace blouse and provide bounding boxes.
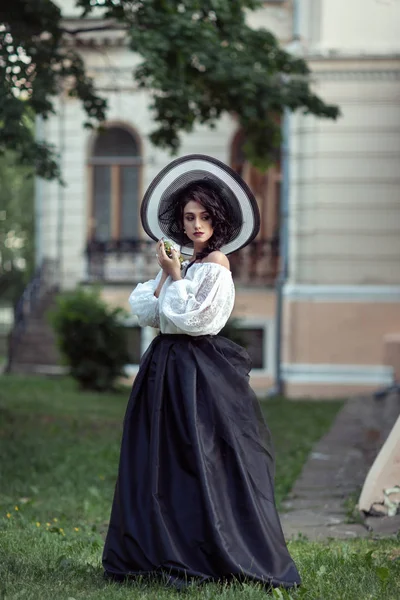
[128,262,235,336]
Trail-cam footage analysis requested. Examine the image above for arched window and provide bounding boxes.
[88,126,141,242]
[230,129,281,241]
[229,130,281,284]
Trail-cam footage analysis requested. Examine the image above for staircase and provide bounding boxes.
[6,261,65,375]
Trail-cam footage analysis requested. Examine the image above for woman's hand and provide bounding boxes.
[156,240,182,281]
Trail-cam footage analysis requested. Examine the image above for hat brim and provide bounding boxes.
[140,154,260,255]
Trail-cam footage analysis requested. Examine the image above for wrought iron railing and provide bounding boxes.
[229,238,280,286]
[86,240,158,283]
[86,238,279,286]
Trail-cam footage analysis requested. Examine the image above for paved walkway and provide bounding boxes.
[280,391,400,541]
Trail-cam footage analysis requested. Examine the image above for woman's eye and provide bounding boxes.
[202,216,210,221]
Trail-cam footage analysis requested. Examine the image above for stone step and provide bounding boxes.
[8,363,68,375]
[11,346,61,364]
[16,329,58,343]
[7,288,61,372]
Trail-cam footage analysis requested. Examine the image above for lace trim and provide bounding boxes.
[162,263,234,335]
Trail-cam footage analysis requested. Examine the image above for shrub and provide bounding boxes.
[49,287,129,391]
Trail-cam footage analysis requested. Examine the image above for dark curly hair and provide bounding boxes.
[159,178,240,259]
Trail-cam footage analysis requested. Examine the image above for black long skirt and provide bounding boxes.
[102,334,301,589]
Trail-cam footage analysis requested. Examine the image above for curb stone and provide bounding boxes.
[281,392,400,541]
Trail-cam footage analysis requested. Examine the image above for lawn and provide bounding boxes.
[0,375,399,599]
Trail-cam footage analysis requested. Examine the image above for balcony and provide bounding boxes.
[229,238,279,287]
[86,238,279,287]
[86,240,159,284]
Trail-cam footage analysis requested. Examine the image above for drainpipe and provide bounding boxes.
[34,116,44,269]
[56,92,66,287]
[293,0,301,42]
[268,0,300,397]
[268,109,290,397]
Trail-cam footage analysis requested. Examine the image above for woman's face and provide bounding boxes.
[183,200,214,246]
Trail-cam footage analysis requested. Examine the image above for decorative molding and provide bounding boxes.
[95,87,139,93]
[282,363,394,386]
[306,98,400,106]
[91,66,400,82]
[284,283,400,302]
[291,201,400,210]
[291,229,400,237]
[312,69,400,81]
[292,127,400,136]
[292,178,400,186]
[290,151,400,159]
[90,67,134,73]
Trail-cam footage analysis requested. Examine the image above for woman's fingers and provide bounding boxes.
[159,243,168,258]
[156,241,181,277]
[156,240,164,260]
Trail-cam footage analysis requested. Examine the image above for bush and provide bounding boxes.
[49,287,130,391]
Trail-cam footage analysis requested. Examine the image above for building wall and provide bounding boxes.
[281,0,400,395]
[39,1,294,290]
[289,64,400,285]
[39,1,400,397]
[319,0,400,53]
[39,80,238,289]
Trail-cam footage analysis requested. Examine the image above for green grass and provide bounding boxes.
[1,375,398,599]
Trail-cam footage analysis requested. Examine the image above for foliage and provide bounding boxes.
[0,378,398,599]
[0,149,35,301]
[0,0,106,180]
[49,288,130,391]
[0,0,340,180]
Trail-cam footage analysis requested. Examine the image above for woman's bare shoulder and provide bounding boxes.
[203,251,230,270]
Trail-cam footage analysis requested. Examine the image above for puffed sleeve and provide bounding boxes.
[128,270,164,328]
[162,263,235,335]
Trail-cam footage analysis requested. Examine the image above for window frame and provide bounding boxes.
[87,124,143,243]
[235,317,275,377]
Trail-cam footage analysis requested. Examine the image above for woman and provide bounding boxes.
[102,155,301,590]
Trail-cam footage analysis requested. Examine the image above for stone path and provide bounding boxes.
[280,391,400,541]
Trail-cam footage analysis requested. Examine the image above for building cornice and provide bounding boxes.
[312,69,400,81]
[61,17,128,47]
[284,284,400,303]
[309,52,400,62]
[282,363,393,386]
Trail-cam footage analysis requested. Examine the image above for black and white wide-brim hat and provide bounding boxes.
[140,154,260,256]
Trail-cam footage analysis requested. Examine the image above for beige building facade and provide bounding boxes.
[284,0,400,396]
[37,1,400,397]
